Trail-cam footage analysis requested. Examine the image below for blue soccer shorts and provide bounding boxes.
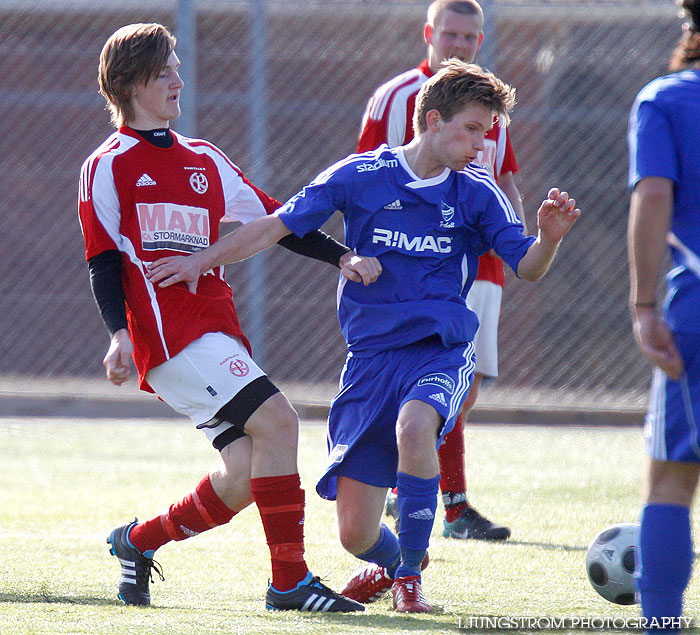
[316,337,475,500]
[645,331,700,462]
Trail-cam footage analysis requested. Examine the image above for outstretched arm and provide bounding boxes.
[277,230,381,284]
[277,229,350,266]
[147,214,383,289]
[628,177,683,380]
[147,213,290,290]
[516,188,581,281]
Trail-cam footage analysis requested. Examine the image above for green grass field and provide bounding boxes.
[1,417,699,634]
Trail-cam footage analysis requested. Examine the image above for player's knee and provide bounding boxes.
[246,395,299,442]
[214,439,255,509]
[210,468,254,510]
[337,517,376,555]
[646,461,700,506]
[396,416,435,453]
[269,404,299,439]
[647,476,697,507]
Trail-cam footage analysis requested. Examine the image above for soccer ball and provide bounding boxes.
[586,523,639,605]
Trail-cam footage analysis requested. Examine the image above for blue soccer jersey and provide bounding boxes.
[628,70,700,333]
[277,145,534,355]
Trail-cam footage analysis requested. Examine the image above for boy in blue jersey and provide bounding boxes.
[147,60,581,612]
[628,1,700,631]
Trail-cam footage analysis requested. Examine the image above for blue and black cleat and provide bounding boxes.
[107,518,164,606]
[266,572,364,612]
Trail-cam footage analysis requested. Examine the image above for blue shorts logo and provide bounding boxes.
[417,372,455,394]
[328,444,348,464]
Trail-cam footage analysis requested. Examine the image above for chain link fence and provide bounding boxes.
[0,0,681,409]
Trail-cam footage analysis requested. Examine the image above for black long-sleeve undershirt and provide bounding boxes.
[277,230,350,266]
[88,231,351,336]
[88,250,128,336]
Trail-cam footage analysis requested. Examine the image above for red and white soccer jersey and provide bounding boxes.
[78,127,279,390]
[357,59,519,287]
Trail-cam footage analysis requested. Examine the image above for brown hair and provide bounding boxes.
[413,60,515,135]
[669,1,700,70]
[98,23,177,128]
[427,0,483,27]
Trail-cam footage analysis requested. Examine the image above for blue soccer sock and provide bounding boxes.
[355,522,401,576]
[637,503,693,633]
[394,471,440,580]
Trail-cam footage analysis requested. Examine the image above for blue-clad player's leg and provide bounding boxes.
[636,334,700,633]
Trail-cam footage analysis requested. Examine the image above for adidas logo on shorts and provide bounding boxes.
[429,392,447,407]
[136,173,157,187]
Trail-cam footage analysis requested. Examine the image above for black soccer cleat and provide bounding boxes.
[442,506,511,540]
[107,518,164,606]
[265,573,365,612]
[384,489,400,532]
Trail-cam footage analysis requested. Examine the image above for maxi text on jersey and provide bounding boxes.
[138,202,211,253]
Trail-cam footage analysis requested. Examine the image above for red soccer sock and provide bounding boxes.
[251,473,309,592]
[439,414,468,523]
[443,495,469,523]
[129,474,236,554]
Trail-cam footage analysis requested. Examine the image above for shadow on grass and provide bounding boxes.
[489,539,700,558]
[0,591,119,607]
[504,539,588,552]
[290,608,460,632]
[0,591,203,611]
[0,592,461,630]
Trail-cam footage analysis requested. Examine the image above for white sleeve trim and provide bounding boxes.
[668,232,700,279]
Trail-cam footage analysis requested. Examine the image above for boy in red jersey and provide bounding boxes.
[79,22,374,612]
[358,0,520,543]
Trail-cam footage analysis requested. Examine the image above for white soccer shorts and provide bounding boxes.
[465,280,502,378]
[146,332,266,443]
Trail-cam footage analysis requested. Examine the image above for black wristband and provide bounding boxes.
[632,301,657,309]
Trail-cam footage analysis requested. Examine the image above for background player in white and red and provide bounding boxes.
[358,0,523,540]
[79,23,374,613]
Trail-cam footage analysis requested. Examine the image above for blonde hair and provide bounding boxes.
[98,23,176,128]
[413,60,515,135]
